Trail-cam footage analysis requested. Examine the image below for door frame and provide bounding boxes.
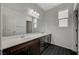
[73,3,79,54]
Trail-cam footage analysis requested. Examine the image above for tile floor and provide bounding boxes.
[41,44,77,55]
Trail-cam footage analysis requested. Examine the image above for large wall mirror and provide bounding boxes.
[2,4,39,37]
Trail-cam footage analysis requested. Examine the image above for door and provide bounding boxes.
[26,21,32,33]
[78,4,79,55]
[74,7,78,53]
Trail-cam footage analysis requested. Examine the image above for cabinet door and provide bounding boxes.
[3,43,28,55]
[28,39,40,55]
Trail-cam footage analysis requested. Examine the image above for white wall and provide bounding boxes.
[0,3,1,51]
[43,3,76,51]
[1,3,45,36]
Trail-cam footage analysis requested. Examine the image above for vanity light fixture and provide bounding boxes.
[27,8,40,19]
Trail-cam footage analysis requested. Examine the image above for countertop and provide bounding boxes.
[1,33,50,49]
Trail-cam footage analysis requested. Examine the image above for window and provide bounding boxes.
[58,9,68,27]
[33,18,37,28]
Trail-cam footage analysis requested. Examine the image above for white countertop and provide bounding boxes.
[2,33,50,49]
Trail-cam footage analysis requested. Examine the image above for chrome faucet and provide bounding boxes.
[21,34,25,38]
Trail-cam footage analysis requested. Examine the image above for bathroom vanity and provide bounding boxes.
[2,33,51,55]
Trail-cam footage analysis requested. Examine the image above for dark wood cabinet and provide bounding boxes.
[3,34,51,55]
[3,39,40,55]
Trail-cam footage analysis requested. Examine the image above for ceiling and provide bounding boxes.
[37,3,62,11]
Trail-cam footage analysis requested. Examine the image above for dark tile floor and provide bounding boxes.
[41,44,77,55]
